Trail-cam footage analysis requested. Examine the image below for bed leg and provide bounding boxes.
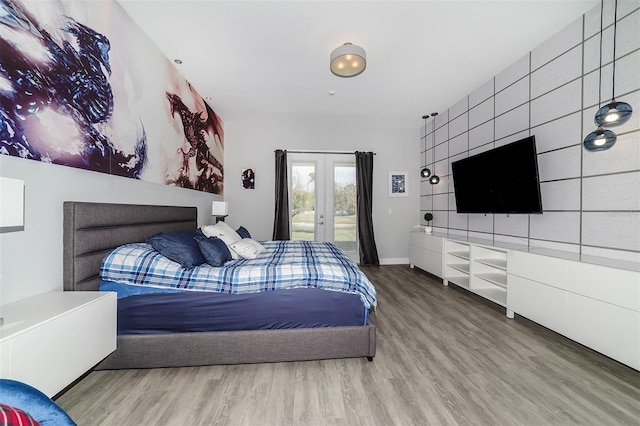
[367,356,374,362]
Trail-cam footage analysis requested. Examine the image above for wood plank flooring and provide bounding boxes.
[56,265,640,425]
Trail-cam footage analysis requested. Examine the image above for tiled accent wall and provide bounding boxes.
[420,2,640,263]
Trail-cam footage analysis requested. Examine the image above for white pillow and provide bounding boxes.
[201,222,242,258]
[228,238,266,259]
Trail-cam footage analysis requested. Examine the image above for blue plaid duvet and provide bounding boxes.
[100,241,377,309]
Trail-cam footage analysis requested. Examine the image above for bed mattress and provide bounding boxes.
[104,282,369,334]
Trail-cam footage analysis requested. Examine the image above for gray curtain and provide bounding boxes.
[355,151,379,266]
[272,149,290,240]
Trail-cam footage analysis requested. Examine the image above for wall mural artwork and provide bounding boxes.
[0,0,224,194]
[166,86,224,193]
[242,168,255,189]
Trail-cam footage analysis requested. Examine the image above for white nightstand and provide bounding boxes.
[0,291,116,397]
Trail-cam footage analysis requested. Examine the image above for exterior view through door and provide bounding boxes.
[288,153,358,262]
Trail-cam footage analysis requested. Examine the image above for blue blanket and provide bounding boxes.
[100,240,377,309]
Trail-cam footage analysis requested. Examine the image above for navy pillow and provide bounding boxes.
[147,231,205,269]
[236,226,251,239]
[194,236,233,267]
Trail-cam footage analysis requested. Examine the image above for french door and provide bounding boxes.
[288,153,358,261]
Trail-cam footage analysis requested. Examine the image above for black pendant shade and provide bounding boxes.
[583,127,617,152]
[429,175,440,185]
[595,101,633,127]
[420,167,431,178]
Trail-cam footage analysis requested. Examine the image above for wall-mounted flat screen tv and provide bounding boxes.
[451,136,543,214]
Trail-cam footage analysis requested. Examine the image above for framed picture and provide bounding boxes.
[389,171,408,197]
[242,168,255,189]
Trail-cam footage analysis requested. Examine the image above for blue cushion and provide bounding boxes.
[0,380,76,426]
[194,236,232,267]
[236,226,251,239]
[147,231,205,269]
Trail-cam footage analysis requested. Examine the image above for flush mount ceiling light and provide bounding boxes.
[330,42,366,77]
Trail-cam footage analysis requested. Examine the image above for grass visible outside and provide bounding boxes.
[292,211,356,251]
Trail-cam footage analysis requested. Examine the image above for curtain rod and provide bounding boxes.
[277,150,376,155]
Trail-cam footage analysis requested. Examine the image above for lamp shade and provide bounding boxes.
[212,201,228,216]
[583,128,617,152]
[330,42,366,77]
[594,101,633,127]
[0,177,24,229]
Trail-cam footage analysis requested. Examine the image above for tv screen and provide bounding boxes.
[451,136,543,214]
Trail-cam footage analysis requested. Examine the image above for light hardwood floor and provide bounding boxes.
[56,265,640,425]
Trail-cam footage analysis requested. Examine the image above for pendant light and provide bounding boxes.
[584,127,617,151]
[420,115,432,178]
[594,0,633,128]
[584,0,617,152]
[429,113,440,185]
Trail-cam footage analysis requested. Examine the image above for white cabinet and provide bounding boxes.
[429,236,639,370]
[508,275,567,334]
[566,292,638,370]
[508,251,639,370]
[409,231,443,278]
[0,292,117,397]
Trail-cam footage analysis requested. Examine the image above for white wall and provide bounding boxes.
[419,2,640,264]
[0,0,421,306]
[0,155,219,305]
[0,111,419,306]
[223,112,419,264]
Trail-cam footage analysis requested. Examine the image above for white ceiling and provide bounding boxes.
[117,0,598,129]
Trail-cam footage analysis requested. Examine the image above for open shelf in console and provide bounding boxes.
[444,240,471,289]
[442,238,511,316]
[471,245,508,307]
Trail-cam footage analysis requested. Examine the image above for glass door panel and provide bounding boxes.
[333,162,357,253]
[291,161,317,241]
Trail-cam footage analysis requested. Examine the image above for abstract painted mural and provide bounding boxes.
[0,0,224,193]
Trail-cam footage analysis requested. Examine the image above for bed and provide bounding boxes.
[63,201,376,369]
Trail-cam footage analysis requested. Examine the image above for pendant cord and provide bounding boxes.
[424,115,428,169]
[430,112,438,167]
[598,0,603,109]
[611,0,618,102]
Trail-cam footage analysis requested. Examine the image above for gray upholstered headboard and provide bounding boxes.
[63,202,198,292]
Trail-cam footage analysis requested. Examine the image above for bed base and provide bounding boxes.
[63,201,376,369]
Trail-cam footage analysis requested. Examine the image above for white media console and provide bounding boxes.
[409,231,640,371]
